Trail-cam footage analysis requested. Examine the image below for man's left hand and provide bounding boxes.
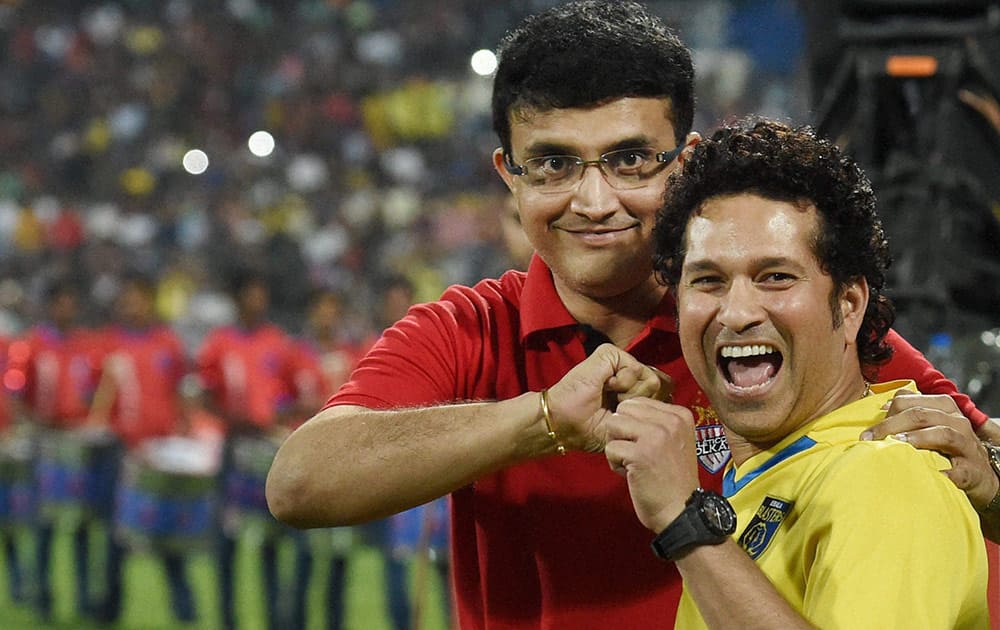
[604,397,699,533]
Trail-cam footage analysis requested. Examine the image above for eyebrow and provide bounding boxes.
[521,135,662,159]
[682,257,806,273]
[681,259,720,275]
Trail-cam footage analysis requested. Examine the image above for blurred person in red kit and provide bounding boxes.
[0,331,30,608]
[86,271,198,624]
[195,267,310,630]
[10,276,110,622]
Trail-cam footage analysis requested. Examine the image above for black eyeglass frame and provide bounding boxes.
[502,145,684,182]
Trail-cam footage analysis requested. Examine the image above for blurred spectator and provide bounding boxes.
[0,0,811,362]
[0,332,28,607]
[9,277,110,622]
[497,194,533,271]
[292,286,364,630]
[194,267,309,630]
[86,272,197,624]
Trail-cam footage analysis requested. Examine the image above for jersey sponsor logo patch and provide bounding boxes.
[695,423,730,473]
[738,496,794,560]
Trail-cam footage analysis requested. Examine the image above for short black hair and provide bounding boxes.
[492,0,694,156]
[45,276,82,304]
[119,270,156,296]
[226,266,269,298]
[653,117,895,374]
[306,285,343,307]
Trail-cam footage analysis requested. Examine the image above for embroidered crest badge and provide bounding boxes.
[738,496,795,560]
[695,423,731,473]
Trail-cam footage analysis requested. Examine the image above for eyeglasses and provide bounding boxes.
[503,146,683,194]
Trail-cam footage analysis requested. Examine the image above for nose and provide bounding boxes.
[569,162,620,221]
[716,279,766,333]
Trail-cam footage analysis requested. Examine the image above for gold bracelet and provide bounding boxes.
[539,389,567,456]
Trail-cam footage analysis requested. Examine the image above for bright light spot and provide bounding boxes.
[248,130,275,157]
[470,49,497,76]
[969,377,983,397]
[982,329,997,346]
[182,149,209,174]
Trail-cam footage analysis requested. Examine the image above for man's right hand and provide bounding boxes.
[544,343,674,453]
[861,391,998,511]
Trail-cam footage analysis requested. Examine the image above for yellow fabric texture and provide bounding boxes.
[676,380,989,629]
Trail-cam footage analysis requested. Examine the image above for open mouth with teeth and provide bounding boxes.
[719,344,783,390]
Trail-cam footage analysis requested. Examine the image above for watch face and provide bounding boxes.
[702,493,737,535]
[988,444,1000,474]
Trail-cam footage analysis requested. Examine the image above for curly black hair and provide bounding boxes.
[653,118,895,374]
[491,0,694,156]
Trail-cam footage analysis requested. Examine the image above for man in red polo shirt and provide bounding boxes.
[267,2,995,628]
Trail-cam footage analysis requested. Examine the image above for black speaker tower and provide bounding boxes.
[807,0,1000,351]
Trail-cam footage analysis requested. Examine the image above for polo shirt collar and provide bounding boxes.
[519,255,678,344]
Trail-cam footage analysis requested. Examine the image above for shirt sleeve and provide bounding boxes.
[880,328,989,428]
[328,286,492,410]
[800,439,988,629]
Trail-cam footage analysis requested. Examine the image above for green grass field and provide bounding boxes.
[0,524,451,630]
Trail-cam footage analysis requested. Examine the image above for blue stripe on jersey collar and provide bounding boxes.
[722,435,817,498]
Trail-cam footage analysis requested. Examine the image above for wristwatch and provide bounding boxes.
[982,441,1000,513]
[650,488,737,561]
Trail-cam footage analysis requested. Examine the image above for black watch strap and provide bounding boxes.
[650,510,702,560]
[650,488,736,561]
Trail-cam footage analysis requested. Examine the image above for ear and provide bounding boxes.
[839,276,869,344]
[677,132,702,166]
[492,148,516,193]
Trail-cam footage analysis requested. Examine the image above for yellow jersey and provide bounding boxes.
[676,381,989,629]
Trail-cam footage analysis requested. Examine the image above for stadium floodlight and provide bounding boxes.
[182,149,209,175]
[470,49,497,76]
[248,130,275,157]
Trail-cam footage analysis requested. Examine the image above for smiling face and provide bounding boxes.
[676,193,868,459]
[494,97,685,305]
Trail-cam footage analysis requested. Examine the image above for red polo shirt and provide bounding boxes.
[877,330,988,427]
[330,256,984,629]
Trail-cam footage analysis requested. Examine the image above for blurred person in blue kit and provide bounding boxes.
[195,268,313,630]
[362,274,454,630]
[383,496,451,630]
[288,286,366,630]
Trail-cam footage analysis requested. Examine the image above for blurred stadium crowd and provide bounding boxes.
[0,0,809,628]
[0,0,806,349]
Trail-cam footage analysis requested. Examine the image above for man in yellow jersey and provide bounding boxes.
[604,117,988,629]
